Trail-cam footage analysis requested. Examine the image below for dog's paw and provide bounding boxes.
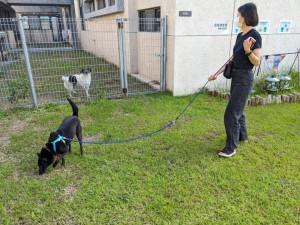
[53,162,58,168]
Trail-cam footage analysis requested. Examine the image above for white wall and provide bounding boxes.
[81,0,300,96]
[172,0,300,96]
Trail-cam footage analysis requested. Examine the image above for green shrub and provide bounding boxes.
[6,75,30,104]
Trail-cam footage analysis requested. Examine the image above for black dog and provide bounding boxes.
[37,98,83,175]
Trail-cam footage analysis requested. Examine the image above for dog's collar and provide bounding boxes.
[51,134,66,154]
[45,146,61,159]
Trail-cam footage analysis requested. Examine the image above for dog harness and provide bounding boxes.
[51,134,66,154]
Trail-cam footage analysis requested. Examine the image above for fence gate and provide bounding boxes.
[118,17,167,96]
[0,15,167,110]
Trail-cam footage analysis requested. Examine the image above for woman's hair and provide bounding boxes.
[238,3,259,27]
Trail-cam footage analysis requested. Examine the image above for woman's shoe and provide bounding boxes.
[219,149,236,157]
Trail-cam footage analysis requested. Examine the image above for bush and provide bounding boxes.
[6,75,30,104]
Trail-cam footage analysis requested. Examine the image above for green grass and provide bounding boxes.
[0,93,299,224]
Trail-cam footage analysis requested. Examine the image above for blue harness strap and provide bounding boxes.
[51,134,66,154]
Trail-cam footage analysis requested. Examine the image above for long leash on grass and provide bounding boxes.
[63,57,232,145]
[62,81,208,145]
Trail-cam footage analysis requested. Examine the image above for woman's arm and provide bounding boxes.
[208,56,234,81]
[244,37,261,66]
[247,48,261,66]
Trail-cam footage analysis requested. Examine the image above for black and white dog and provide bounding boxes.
[62,68,92,97]
[37,98,83,175]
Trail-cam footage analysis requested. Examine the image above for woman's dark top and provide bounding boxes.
[232,28,262,69]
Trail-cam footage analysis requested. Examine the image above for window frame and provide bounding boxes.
[40,16,51,30]
[88,0,95,12]
[97,0,106,9]
[109,0,115,6]
[139,7,161,33]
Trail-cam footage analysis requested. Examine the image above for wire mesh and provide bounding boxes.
[0,18,33,109]
[25,17,122,105]
[0,16,165,110]
[123,18,162,95]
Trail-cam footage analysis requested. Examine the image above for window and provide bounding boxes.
[88,0,95,12]
[40,16,50,30]
[98,0,106,9]
[109,0,115,6]
[22,16,29,29]
[139,8,161,32]
[28,16,41,30]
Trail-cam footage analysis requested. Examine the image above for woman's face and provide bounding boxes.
[237,12,245,24]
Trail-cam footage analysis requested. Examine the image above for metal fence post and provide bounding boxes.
[121,18,128,96]
[160,16,167,92]
[17,14,38,108]
[116,15,125,94]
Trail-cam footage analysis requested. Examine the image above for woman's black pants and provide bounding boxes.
[224,68,254,152]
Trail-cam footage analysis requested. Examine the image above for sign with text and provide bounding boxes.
[212,20,229,35]
[179,11,192,17]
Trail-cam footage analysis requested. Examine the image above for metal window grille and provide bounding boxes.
[139,8,161,32]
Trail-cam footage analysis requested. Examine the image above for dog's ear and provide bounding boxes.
[37,152,41,158]
[81,68,84,73]
[88,68,91,72]
[49,132,57,140]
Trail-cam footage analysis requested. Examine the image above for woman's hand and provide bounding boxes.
[243,37,253,53]
[208,74,218,81]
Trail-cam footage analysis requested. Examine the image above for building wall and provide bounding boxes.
[80,0,300,96]
[172,0,300,96]
[11,6,62,14]
[80,0,175,84]
[80,18,120,69]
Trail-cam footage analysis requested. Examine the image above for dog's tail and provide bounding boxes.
[67,98,78,117]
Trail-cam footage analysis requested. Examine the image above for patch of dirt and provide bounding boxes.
[208,130,222,136]
[0,117,44,149]
[0,118,31,147]
[251,132,268,143]
[84,133,102,142]
[81,116,96,126]
[107,107,133,120]
[64,183,78,202]
[0,151,13,163]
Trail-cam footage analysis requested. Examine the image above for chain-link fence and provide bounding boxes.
[0,16,166,110]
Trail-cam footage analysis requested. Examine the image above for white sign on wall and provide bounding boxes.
[256,20,270,34]
[279,21,291,33]
[212,20,229,35]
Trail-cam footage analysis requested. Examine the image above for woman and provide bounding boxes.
[208,3,262,157]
